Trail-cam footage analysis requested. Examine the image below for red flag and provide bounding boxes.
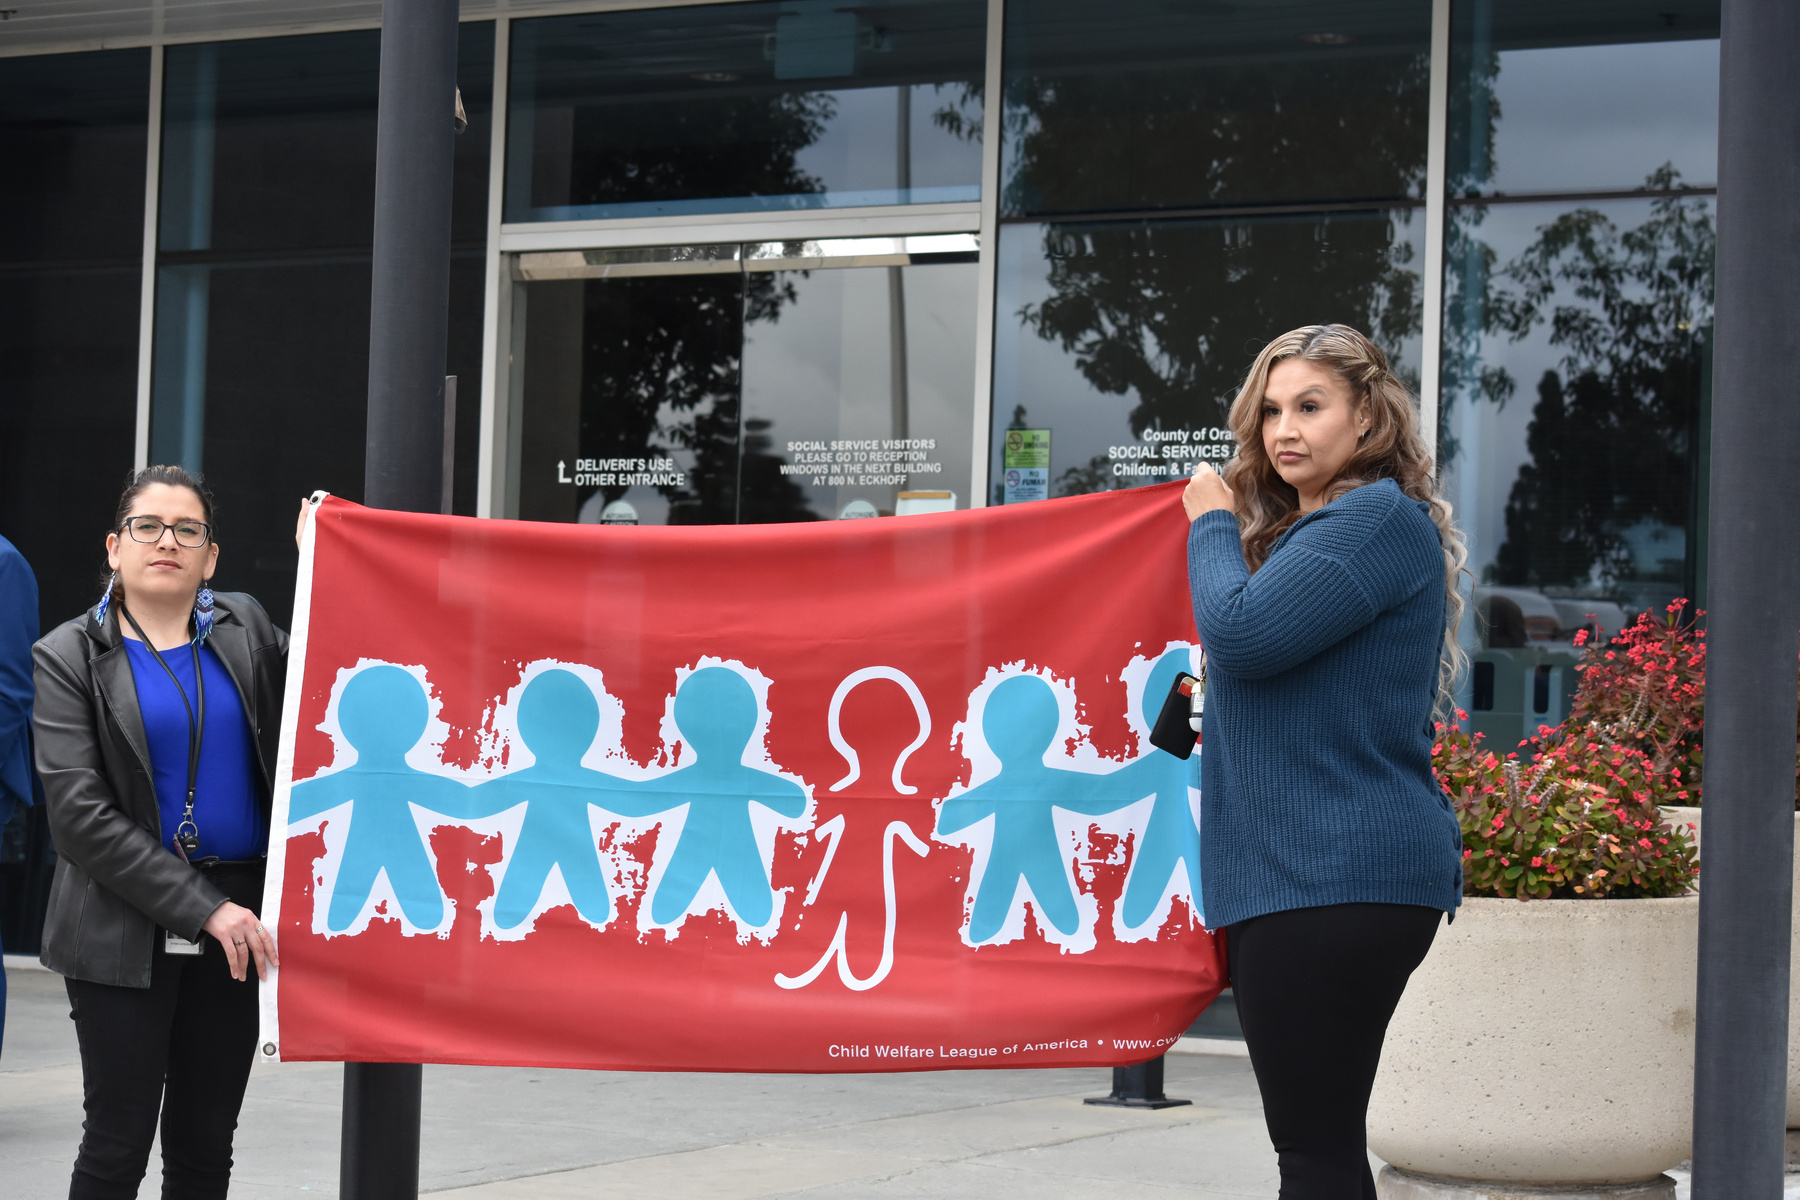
[262,482,1224,1071]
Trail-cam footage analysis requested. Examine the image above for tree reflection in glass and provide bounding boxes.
[505,1,987,222]
[1001,213,1424,500]
[560,93,833,217]
[991,0,1432,500]
[1001,0,1432,215]
[565,272,813,526]
[1443,175,1714,610]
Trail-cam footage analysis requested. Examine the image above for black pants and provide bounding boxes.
[1229,902,1442,1200]
[65,865,262,1200]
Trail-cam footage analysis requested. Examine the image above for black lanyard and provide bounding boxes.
[121,604,206,861]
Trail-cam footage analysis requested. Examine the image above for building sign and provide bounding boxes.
[558,457,688,489]
[1106,428,1236,485]
[1003,428,1051,503]
[777,439,946,490]
[262,488,1220,1072]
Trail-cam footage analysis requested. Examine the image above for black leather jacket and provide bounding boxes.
[32,593,287,987]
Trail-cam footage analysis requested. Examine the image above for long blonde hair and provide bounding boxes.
[1221,324,1468,717]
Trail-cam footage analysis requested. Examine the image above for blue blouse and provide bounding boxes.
[124,639,267,862]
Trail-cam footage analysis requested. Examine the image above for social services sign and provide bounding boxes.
[259,483,1224,1071]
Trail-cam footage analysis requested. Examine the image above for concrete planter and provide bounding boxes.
[1367,896,1698,1194]
[1660,806,1800,1128]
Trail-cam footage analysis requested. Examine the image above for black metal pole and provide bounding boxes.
[364,0,459,515]
[344,2,459,1197]
[341,1062,424,1198]
[1690,1,1800,1196]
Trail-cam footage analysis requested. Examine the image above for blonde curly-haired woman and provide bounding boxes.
[1183,324,1467,1199]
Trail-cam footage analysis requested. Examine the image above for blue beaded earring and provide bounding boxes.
[93,573,117,626]
[194,581,216,644]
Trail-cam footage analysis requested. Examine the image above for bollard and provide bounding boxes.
[1084,1054,1192,1110]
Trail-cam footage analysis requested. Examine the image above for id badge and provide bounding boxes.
[164,932,204,956]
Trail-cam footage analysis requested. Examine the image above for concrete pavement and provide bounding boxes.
[3,964,1281,1199]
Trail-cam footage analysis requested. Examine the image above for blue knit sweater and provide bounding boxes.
[1187,478,1463,929]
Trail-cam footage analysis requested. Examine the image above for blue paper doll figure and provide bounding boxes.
[1112,650,1204,928]
[606,667,808,929]
[288,665,471,932]
[476,669,619,929]
[936,674,1138,942]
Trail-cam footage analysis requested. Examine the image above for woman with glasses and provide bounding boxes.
[32,465,287,1200]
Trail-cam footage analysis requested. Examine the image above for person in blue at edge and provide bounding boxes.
[33,466,287,1200]
[0,532,43,1060]
[1182,325,1467,1200]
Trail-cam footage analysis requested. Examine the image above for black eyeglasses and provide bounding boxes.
[121,516,212,548]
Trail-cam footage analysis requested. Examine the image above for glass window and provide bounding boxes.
[1442,193,1711,618]
[1002,0,1433,217]
[0,48,149,631]
[511,240,978,524]
[741,257,976,521]
[1449,0,1720,196]
[504,0,986,223]
[0,48,149,957]
[1441,193,1712,744]
[0,48,150,265]
[150,25,495,628]
[1442,0,1718,749]
[160,33,380,255]
[514,270,745,525]
[990,211,1424,502]
[0,269,144,626]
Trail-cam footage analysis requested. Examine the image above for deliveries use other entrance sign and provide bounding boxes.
[261,484,1223,1071]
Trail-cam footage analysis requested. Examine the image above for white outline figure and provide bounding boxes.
[775,821,931,991]
[827,667,931,795]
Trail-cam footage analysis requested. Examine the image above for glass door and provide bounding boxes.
[508,235,978,525]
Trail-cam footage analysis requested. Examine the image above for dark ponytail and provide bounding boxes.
[100,465,218,604]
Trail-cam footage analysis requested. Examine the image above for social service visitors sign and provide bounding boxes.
[258,485,1224,1071]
